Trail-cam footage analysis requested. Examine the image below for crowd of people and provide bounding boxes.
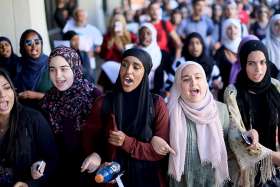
[1,0,280,186]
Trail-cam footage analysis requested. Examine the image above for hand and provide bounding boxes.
[81,152,101,173]
[14,182,28,187]
[31,160,46,180]
[212,79,223,90]
[245,129,259,149]
[272,151,280,166]
[151,136,175,155]
[18,91,44,100]
[108,131,126,147]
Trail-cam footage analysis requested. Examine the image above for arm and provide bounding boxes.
[121,97,169,161]
[18,91,45,100]
[169,30,182,59]
[82,97,104,156]
[26,110,58,186]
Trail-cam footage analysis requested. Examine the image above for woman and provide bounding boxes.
[100,14,137,62]
[224,40,280,186]
[41,46,101,187]
[0,69,58,187]
[263,14,280,71]
[179,32,222,94]
[215,18,242,88]
[137,22,162,90]
[168,61,230,187]
[81,48,170,187]
[0,37,19,81]
[249,5,270,40]
[14,29,52,108]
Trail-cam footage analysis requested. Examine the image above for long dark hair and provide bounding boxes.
[0,69,26,163]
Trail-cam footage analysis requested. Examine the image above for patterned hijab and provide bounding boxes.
[41,47,100,133]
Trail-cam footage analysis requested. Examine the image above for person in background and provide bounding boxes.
[41,46,101,187]
[263,14,280,71]
[178,32,223,96]
[210,4,224,55]
[100,13,137,62]
[178,0,214,49]
[137,23,162,91]
[214,18,242,100]
[124,9,139,35]
[0,37,19,81]
[0,69,58,187]
[148,1,182,59]
[63,30,95,82]
[54,0,69,30]
[63,8,103,71]
[14,29,52,109]
[249,4,270,40]
[81,48,171,187]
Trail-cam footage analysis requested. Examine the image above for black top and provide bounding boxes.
[0,106,58,187]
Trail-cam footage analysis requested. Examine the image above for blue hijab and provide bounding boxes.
[14,29,48,92]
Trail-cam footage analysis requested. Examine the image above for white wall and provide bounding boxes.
[0,0,51,55]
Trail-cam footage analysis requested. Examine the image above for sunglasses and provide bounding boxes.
[24,39,41,46]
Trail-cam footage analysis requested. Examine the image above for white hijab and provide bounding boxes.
[222,18,242,54]
[138,22,162,70]
[168,61,229,185]
[263,14,280,70]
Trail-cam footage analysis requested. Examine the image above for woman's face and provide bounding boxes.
[188,37,203,57]
[246,51,267,83]
[226,24,239,40]
[180,64,207,103]
[0,41,12,58]
[23,32,42,59]
[49,56,74,91]
[272,19,280,37]
[120,56,145,92]
[0,75,15,117]
[139,27,152,47]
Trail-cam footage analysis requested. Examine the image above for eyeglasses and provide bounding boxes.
[24,39,41,47]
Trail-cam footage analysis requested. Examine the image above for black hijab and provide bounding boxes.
[235,40,280,150]
[0,37,20,80]
[182,32,214,81]
[111,48,154,142]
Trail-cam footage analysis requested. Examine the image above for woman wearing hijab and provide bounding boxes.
[263,14,280,71]
[0,69,58,187]
[14,29,52,108]
[0,37,19,81]
[137,22,162,90]
[168,61,230,187]
[224,40,280,186]
[81,48,171,187]
[214,18,242,90]
[177,32,222,97]
[41,47,101,187]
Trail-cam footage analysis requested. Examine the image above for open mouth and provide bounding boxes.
[190,88,200,96]
[0,101,8,111]
[123,77,133,86]
[56,80,66,87]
